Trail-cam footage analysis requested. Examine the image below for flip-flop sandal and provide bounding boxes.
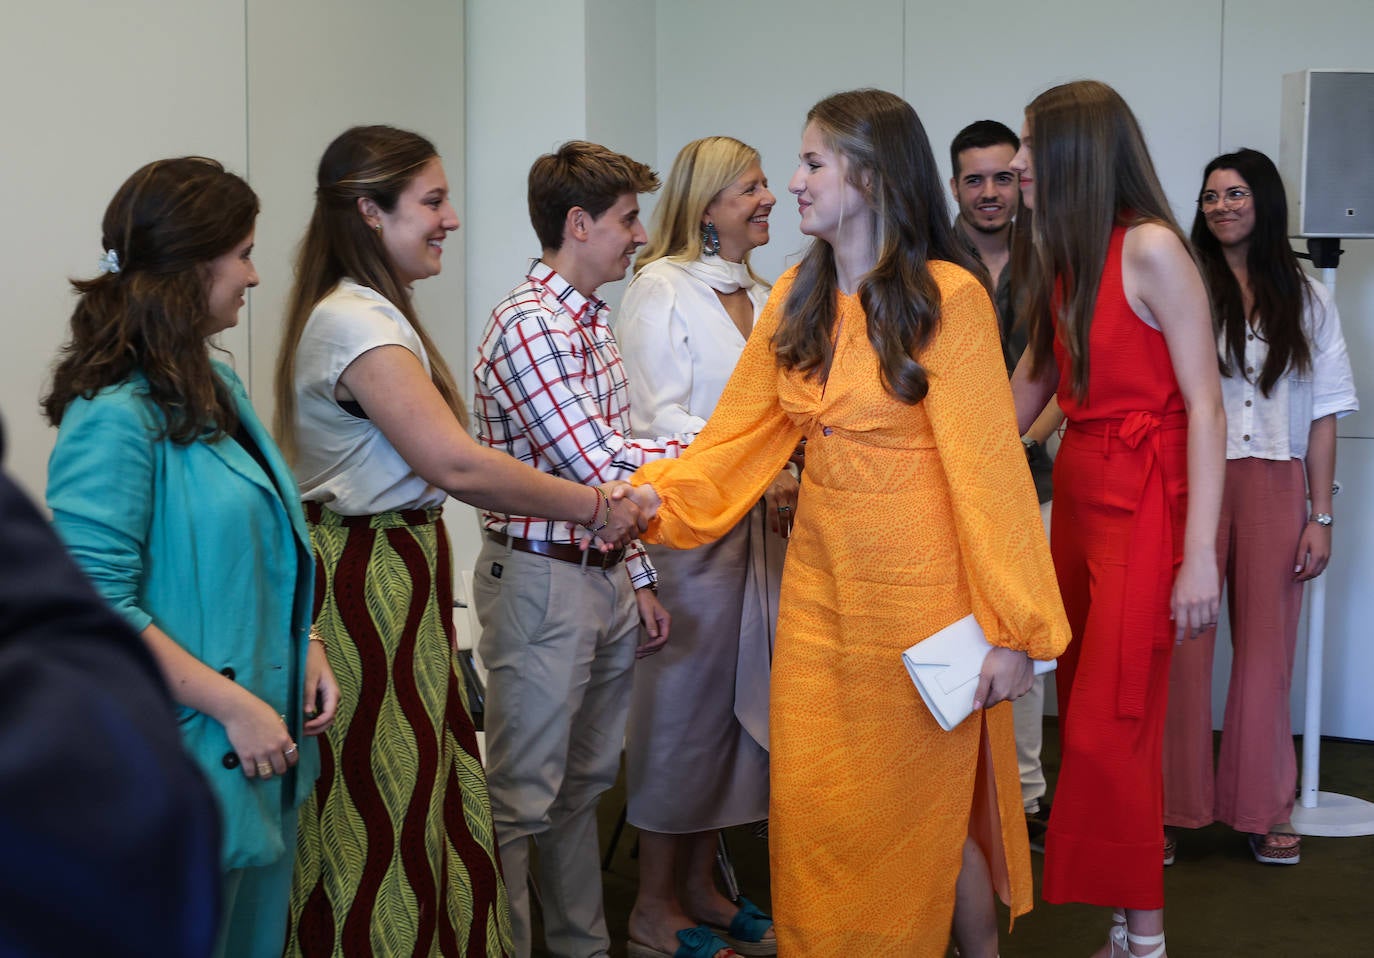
[1249,830,1301,865]
[627,926,735,958]
[706,897,776,957]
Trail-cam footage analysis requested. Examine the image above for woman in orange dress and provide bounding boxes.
[1008,81,1224,958]
[630,89,1069,958]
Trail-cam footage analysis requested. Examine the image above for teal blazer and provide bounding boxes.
[47,362,319,870]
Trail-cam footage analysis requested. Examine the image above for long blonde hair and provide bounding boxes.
[273,125,465,462]
[635,136,767,285]
[1022,81,1190,398]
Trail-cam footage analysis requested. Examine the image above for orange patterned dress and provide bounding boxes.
[634,262,1070,956]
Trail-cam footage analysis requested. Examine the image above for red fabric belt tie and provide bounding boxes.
[1070,410,1187,719]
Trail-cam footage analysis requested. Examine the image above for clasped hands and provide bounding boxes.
[574,481,663,551]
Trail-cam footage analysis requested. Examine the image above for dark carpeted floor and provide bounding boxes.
[537,726,1374,957]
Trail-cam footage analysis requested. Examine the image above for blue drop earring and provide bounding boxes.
[701,221,721,256]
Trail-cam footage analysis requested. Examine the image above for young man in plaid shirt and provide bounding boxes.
[472,141,690,958]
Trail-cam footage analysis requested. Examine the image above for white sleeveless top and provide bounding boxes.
[291,280,446,514]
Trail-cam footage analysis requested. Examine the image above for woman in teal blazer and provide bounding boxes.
[43,157,339,958]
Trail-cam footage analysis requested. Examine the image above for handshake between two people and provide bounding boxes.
[574,481,663,551]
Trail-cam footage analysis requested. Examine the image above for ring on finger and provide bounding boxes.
[256,761,274,777]
[284,743,299,757]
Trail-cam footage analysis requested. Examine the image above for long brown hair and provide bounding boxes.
[773,89,978,404]
[42,157,258,442]
[274,125,464,462]
[1022,80,1190,399]
[635,136,767,285]
[1191,148,1311,395]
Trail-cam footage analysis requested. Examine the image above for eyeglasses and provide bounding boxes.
[1198,187,1251,210]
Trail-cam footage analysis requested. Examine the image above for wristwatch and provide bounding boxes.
[1021,436,1041,461]
[1310,513,1333,527]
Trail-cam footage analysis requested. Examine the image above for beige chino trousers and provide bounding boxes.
[474,538,640,958]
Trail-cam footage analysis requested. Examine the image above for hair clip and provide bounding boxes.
[97,249,121,275]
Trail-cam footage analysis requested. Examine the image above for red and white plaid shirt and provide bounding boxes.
[473,261,690,589]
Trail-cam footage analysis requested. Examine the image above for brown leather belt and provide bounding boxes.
[486,531,625,568]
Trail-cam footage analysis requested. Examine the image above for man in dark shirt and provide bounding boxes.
[949,120,1060,849]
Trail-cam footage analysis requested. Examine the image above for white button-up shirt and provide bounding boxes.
[1221,278,1358,461]
[614,256,770,438]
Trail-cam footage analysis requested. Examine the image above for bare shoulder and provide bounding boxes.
[1123,221,1191,277]
[1121,221,1208,334]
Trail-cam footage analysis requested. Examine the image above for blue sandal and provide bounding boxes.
[709,897,776,957]
[626,925,735,958]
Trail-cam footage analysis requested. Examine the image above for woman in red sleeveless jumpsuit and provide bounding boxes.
[1008,81,1225,958]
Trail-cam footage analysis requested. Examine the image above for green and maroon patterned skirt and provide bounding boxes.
[286,504,512,957]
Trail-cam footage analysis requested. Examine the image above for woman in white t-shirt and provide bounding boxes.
[272,125,642,957]
[1163,148,1358,869]
[616,136,796,958]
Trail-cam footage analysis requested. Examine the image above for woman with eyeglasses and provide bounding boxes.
[1162,148,1358,869]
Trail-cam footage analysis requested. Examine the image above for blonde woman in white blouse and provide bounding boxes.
[616,137,796,958]
[1163,148,1358,869]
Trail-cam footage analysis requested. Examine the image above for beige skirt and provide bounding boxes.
[624,501,785,832]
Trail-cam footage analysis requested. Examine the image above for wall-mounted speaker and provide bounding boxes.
[1280,69,1374,238]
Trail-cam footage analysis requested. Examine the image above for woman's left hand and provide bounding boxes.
[973,647,1034,710]
[1293,522,1332,581]
[1171,552,1220,642]
[634,587,671,658]
[302,638,340,736]
[763,468,799,538]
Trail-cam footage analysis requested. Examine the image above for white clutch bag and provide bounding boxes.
[901,613,1057,731]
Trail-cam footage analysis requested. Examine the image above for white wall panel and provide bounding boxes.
[587,0,658,183]
[0,2,248,501]
[585,0,659,315]
[465,0,587,383]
